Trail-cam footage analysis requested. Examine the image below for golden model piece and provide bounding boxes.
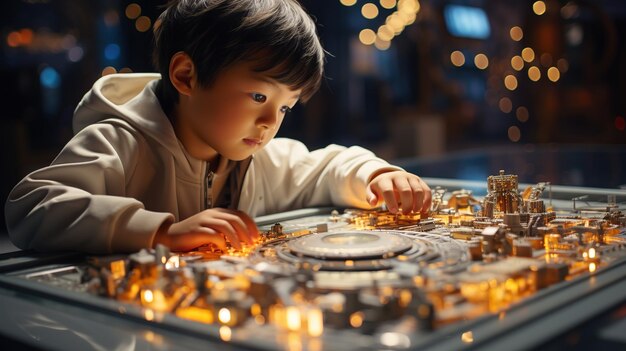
[482,170,524,217]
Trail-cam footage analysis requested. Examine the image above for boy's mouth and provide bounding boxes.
[243,138,262,146]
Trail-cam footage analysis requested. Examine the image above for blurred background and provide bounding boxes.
[1,0,625,235]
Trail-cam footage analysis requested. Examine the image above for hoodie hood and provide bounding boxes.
[73,73,183,159]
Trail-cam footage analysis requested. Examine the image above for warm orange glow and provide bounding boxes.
[286,306,301,331]
[102,66,117,76]
[516,106,529,122]
[359,29,376,45]
[362,3,380,19]
[125,3,141,19]
[461,331,474,343]
[474,53,489,70]
[533,1,546,15]
[511,55,524,71]
[350,312,364,328]
[547,67,560,82]
[504,75,518,91]
[374,37,391,50]
[380,0,397,9]
[451,50,465,67]
[499,97,512,113]
[19,28,34,45]
[218,307,232,324]
[377,25,394,41]
[7,31,21,47]
[398,0,420,14]
[219,326,232,342]
[135,16,152,32]
[589,262,597,273]
[176,306,214,324]
[528,66,541,81]
[307,308,324,337]
[340,0,357,6]
[510,26,523,41]
[521,47,535,62]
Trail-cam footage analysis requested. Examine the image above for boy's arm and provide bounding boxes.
[242,138,415,215]
[5,123,173,254]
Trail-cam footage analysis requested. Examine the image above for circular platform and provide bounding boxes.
[286,231,414,260]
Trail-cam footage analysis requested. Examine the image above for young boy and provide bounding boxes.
[5,0,431,254]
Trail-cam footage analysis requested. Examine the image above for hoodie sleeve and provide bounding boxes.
[5,121,174,254]
[243,138,402,215]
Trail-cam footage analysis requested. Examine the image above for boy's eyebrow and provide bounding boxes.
[253,75,301,100]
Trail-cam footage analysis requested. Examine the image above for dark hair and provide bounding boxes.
[153,0,325,111]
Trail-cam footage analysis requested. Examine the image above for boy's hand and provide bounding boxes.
[154,208,259,251]
[366,171,432,216]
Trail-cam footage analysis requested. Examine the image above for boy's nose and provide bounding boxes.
[256,110,279,129]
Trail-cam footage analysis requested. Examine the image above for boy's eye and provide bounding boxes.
[280,106,292,114]
[251,93,267,103]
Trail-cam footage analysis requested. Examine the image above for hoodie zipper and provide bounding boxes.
[204,163,214,209]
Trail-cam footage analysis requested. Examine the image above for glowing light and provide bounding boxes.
[528,66,541,81]
[510,26,523,41]
[450,50,465,67]
[547,67,560,82]
[144,308,154,321]
[251,303,262,316]
[143,289,154,303]
[219,326,232,341]
[386,14,405,33]
[218,308,232,324]
[374,37,391,50]
[254,315,266,325]
[307,309,324,337]
[380,332,411,348]
[126,3,141,19]
[589,262,597,273]
[516,106,529,122]
[340,0,357,6]
[398,0,420,14]
[135,16,152,32]
[19,28,34,45]
[102,66,117,76]
[589,248,596,259]
[380,0,397,9]
[461,331,474,343]
[504,75,518,91]
[362,3,379,19]
[104,11,120,27]
[286,306,301,331]
[511,56,524,71]
[508,126,521,142]
[521,47,535,62]
[40,67,61,89]
[533,1,546,16]
[350,312,364,328]
[7,31,21,47]
[499,97,512,113]
[359,29,376,45]
[616,116,626,131]
[377,24,394,41]
[474,53,489,70]
[119,67,133,73]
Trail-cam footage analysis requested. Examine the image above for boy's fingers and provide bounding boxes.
[394,177,414,214]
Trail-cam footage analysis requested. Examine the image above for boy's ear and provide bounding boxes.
[169,52,196,97]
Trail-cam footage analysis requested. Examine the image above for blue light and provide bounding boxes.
[444,5,490,40]
[40,67,61,89]
[104,43,121,60]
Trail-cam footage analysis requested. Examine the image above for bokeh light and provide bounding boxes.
[547,67,560,82]
[504,75,518,91]
[450,51,465,67]
[533,1,546,16]
[528,66,541,81]
[508,126,521,142]
[474,53,489,70]
[510,26,523,41]
[362,3,379,19]
[516,106,529,122]
[359,29,376,45]
[522,47,535,62]
[511,56,524,71]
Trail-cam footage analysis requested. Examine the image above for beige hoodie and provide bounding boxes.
[5,73,400,254]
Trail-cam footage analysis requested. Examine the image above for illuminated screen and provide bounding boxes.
[444,4,490,39]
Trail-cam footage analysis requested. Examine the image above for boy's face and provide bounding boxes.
[176,60,301,162]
